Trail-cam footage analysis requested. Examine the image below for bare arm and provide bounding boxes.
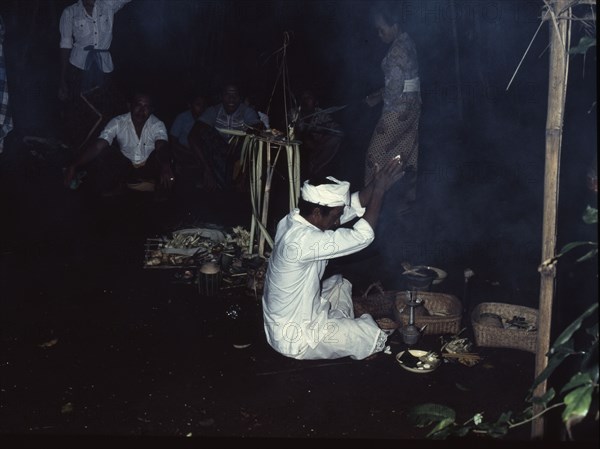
[155,139,174,190]
[360,157,405,230]
[365,88,384,107]
[63,138,109,187]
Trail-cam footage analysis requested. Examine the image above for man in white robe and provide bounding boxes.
[262,157,404,360]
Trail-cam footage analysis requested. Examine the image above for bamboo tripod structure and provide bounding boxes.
[245,135,301,257]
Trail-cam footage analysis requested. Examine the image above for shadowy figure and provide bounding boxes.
[288,89,344,179]
[169,92,208,180]
[63,92,174,201]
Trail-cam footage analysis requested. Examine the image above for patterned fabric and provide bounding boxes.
[0,15,12,154]
[365,32,421,188]
[199,103,260,141]
[365,101,421,183]
[381,33,419,114]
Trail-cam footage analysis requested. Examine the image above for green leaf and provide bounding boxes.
[487,423,509,439]
[553,303,598,348]
[495,411,513,426]
[427,417,455,438]
[560,372,592,395]
[453,426,471,437]
[580,340,599,383]
[582,205,598,224]
[530,387,556,405]
[477,421,509,438]
[532,343,574,390]
[569,36,596,55]
[515,406,534,421]
[577,248,598,262]
[558,241,597,256]
[562,385,593,423]
[407,403,456,427]
[428,425,453,440]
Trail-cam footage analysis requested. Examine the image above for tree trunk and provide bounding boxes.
[532,0,571,439]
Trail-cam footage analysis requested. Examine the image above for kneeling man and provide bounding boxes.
[262,157,404,360]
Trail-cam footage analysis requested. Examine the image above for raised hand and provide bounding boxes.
[373,155,405,192]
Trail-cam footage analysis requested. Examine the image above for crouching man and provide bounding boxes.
[64,92,174,199]
[262,157,404,360]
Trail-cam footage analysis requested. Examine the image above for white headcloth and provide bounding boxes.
[301,176,350,207]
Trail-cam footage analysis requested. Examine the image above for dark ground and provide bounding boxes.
[0,128,596,449]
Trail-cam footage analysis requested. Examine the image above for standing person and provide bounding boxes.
[262,157,405,360]
[63,92,174,200]
[364,3,421,215]
[0,15,13,154]
[58,0,132,150]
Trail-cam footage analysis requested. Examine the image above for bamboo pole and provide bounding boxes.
[259,142,272,257]
[532,0,571,439]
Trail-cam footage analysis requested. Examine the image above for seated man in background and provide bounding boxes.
[169,93,207,176]
[188,84,262,190]
[262,157,405,360]
[63,92,174,200]
[288,89,344,179]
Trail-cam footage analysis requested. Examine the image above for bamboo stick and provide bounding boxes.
[258,141,272,256]
[78,91,103,152]
[248,142,257,255]
[532,0,571,439]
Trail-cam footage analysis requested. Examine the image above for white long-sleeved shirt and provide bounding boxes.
[98,113,168,165]
[262,192,375,357]
[59,0,131,72]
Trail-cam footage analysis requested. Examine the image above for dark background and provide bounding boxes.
[3,0,596,300]
[0,0,597,444]
[0,1,596,324]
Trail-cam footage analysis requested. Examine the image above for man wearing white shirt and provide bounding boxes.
[58,0,131,150]
[262,157,405,360]
[59,0,131,99]
[64,93,174,199]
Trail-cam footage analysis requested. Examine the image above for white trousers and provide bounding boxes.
[296,275,386,360]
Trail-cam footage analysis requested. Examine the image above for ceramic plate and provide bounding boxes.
[396,349,441,373]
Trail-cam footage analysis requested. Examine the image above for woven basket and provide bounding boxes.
[394,291,462,335]
[353,283,400,330]
[471,302,538,353]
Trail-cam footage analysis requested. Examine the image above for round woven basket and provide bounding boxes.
[471,302,538,353]
[394,291,462,335]
[352,283,400,330]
